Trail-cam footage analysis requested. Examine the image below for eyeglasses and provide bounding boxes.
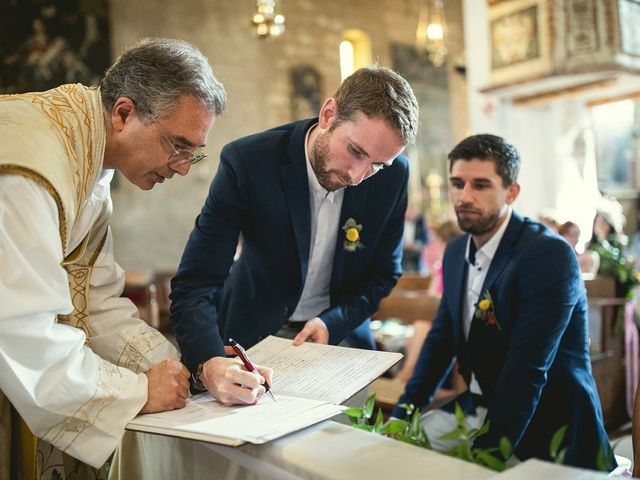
[157,123,207,166]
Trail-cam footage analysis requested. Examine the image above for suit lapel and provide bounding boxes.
[330,182,369,290]
[479,212,525,295]
[280,120,315,282]
[467,212,526,342]
[450,236,469,350]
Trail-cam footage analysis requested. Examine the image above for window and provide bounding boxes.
[339,29,372,81]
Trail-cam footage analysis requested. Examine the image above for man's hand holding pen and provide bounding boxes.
[199,356,273,406]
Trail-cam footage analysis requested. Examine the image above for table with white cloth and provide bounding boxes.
[110,420,621,480]
[110,420,495,480]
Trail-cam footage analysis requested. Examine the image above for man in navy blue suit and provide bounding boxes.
[171,67,419,406]
[393,134,615,470]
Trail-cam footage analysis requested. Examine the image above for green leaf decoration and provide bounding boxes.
[410,408,422,436]
[550,425,568,459]
[475,450,506,471]
[399,403,414,416]
[343,407,363,418]
[439,427,466,441]
[596,445,606,471]
[499,437,512,460]
[373,409,384,432]
[454,402,465,426]
[476,420,490,437]
[381,419,407,435]
[589,238,640,298]
[352,423,374,432]
[596,443,614,472]
[344,218,357,229]
[345,396,573,474]
[363,394,375,420]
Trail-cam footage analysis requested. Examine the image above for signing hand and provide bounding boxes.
[140,359,191,414]
[293,317,329,345]
[200,356,273,406]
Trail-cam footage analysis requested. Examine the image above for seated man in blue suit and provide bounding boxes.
[171,66,419,405]
[393,134,615,471]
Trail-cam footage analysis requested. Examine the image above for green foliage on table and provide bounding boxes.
[343,394,509,471]
[589,239,639,299]
[441,402,510,471]
[343,394,574,473]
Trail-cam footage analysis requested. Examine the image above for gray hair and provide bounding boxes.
[100,38,227,122]
[334,66,419,145]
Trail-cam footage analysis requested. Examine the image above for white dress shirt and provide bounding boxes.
[462,208,512,394]
[290,125,345,322]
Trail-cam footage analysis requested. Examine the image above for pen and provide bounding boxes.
[228,338,276,402]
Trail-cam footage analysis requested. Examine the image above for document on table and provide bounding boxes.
[247,336,403,404]
[127,393,343,446]
[126,336,402,446]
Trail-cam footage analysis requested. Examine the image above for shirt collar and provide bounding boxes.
[465,207,512,265]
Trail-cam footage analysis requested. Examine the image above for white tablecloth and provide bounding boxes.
[109,420,494,480]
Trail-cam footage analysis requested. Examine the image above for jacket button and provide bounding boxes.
[284,306,290,317]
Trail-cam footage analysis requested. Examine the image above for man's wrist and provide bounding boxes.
[191,362,206,392]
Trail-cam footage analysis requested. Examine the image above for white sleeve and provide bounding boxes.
[86,226,179,373]
[0,175,147,468]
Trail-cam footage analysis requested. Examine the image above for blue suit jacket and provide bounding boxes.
[393,212,614,470]
[171,118,408,374]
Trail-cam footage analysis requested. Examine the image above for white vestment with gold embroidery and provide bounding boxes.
[0,84,179,473]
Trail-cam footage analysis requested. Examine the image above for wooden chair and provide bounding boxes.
[122,271,160,330]
[153,270,175,332]
[394,273,433,292]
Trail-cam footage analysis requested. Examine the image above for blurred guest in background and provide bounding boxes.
[426,219,462,296]
[558,221,599,275]
[402,202,429,273]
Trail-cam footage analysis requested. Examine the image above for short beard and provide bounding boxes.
[311,130,350,191]
[456,209,500,236]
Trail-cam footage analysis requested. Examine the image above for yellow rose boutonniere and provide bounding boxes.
[474,290,501,330]
[342,218,364,252]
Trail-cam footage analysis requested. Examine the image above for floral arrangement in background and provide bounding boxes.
[589,239,640,299]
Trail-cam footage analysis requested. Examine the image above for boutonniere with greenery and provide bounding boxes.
[475,290,501,330]
[342,218,364,252]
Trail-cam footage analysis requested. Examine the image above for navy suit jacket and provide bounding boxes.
[393,212,614,470]
[171,118,408,375]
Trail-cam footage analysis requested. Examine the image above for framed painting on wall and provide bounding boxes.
[491,5,539,69]
[488,0,552,86]
[290,66,322,120]
[0,1,111,94]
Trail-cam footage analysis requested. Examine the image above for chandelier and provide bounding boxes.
[416,0,447,67]
[251,0,285,39]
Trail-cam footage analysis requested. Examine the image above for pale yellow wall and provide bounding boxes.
[108,0,467,271]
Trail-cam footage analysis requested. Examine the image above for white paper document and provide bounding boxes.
[247,336,403,404]
[127,336,402,446]
[127,393,343,446]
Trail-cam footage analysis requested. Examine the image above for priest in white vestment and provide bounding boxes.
[0,38,227,480]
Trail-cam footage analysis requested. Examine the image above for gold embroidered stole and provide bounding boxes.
[0,84,108,480]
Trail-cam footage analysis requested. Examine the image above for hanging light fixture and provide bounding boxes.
[251,0,285,39]
[416,0,447,67]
